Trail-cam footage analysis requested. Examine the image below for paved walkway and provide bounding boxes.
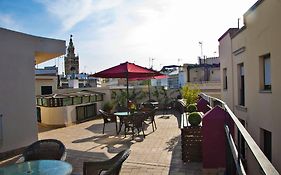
[38,112,202,175]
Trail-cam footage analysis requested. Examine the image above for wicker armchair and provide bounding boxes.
[99,109,118,134]
[17,139,66,163]
[83,149,131,175]
[123,113,146,139]
[144,109,157,132]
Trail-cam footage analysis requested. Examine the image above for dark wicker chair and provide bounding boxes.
[99,109,118,134]
[123,113,146,139]
[18,139,66,162]
[144,109,157,132]
[83,149,131,175]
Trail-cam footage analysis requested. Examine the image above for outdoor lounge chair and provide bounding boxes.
[17,139,66,162]
[99,109,118,134]
[83,149,131,175]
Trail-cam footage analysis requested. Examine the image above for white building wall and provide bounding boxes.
[39,102,102,126]
[35,76,57,96]
[0,28,65,153]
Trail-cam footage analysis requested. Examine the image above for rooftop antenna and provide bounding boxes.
[151,58,155,69]
[199,41,203,59]
[178,58,181,66]
[238,18,240,29]
[214,51,217,57]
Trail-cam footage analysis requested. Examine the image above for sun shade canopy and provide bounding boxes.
[90,62,162,78]
[128,74,168,81]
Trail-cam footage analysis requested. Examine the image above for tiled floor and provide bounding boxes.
[23,111,203,174]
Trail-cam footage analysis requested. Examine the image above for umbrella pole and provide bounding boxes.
[148,81,151,101]
[126,73,129,111]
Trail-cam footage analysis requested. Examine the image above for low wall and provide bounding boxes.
[39,102,102,126]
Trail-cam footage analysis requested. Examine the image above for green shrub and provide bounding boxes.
[186,104,197,113]
[103,101,114,112]
[188,112,202,126]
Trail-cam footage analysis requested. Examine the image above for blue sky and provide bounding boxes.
[0,0,257,73]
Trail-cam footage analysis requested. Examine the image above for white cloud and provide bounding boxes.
[0,13,21,30]
[37,0,124,32]
[86,0,257,71]
[37,0,94,31]
[39,0,258,73]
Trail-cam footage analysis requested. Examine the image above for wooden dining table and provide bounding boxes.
[0,160,73,175]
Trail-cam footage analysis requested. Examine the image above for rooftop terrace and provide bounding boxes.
[37,111,201,174]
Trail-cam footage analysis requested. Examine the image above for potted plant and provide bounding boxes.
[186,104,197,113]
[103,101,114,113]
[188,112,202,126]
[128,100,137,113]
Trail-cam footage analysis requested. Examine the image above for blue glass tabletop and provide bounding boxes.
[0,160,73,175]
[114,112,132,116]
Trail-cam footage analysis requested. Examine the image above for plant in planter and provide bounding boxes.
[186,104,197,113]
[181,84,200,106]
[188,112,202,126]
[128,100,137,113]
[103,101,114,113]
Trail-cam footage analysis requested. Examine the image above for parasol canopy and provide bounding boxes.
[90,61,164,109]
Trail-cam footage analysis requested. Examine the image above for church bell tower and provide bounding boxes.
[64,35,79,77]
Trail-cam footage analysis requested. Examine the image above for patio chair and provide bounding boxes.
[123,113,146,139]
[99,109,118,134]
[17,139,66,163]
[83,149,131,175]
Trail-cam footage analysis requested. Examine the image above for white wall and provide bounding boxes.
[209,67,220,82]
[35,76,57,96]
[39,102,102,126]
[0,28,65,152]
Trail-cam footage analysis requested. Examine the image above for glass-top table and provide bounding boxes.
[114,112,132,116]
[114,111,147,134]
[0,160,73,175]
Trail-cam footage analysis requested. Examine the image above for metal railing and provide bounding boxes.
[200,93,279,175]
[0,114,2,147]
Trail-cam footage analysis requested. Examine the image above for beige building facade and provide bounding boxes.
[0,28,65,154]
[182,57,221,99]
[219,0,281,173]
[35,75,58,96]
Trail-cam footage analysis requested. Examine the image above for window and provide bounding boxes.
[42,98,48,107]
[238,63,245,106]
[261,128,272,161]
[82,96,90,103]
[36,98,42,106]
[260,54,271,91]
[41,86,52,95]
[96,94,103,101]
[63,97,73,106]
[73,97,82,105]
[90,95,96,102]
[223,68,227,90]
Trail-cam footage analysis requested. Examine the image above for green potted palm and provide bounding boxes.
[103,101,114,113]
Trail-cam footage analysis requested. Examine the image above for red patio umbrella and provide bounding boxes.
[90,62,163,108]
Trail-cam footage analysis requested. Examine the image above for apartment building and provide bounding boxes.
[219,0,281,173]
[181,57,221,99]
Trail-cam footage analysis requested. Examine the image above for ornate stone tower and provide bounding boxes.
[64,35,79,76]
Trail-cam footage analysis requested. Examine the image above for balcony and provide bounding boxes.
[0,94,279,175]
